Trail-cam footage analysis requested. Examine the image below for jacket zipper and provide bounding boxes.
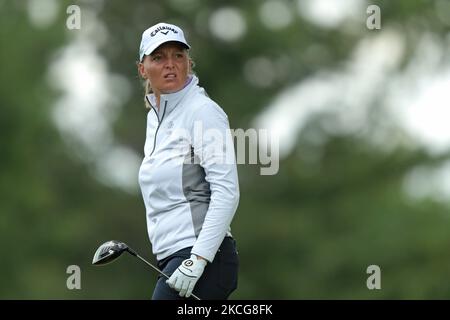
[148,100,167,157]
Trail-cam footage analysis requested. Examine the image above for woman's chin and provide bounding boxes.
[161,84,183,94]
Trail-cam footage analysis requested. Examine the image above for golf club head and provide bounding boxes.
[92,240,129,266]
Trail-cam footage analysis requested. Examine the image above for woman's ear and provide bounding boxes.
[137,61,146,79]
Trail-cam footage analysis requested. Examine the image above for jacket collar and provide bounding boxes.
[146,75,198,118]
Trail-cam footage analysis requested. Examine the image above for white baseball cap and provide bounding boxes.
[139,22,190,61]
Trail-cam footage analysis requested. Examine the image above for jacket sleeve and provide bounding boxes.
[189,102,240,262]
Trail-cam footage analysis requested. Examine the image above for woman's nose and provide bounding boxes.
[165,57,175,68]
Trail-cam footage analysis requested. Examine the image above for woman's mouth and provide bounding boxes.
[164,73,177,79]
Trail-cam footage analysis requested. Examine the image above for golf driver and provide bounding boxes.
[92,240,201,300]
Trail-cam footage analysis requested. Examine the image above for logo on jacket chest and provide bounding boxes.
[165,121,175,136]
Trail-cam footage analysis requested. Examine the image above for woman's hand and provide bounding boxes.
[166,254,207,298]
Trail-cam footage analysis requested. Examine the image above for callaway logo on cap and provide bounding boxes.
[139,22,190,61]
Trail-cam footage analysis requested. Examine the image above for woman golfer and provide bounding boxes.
[137,22,240,300]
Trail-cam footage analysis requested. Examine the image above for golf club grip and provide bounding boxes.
[135,254,201,300]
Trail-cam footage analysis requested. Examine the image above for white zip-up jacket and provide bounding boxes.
[138,75,240,262]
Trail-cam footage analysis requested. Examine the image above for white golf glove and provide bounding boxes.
[166,254,207,298]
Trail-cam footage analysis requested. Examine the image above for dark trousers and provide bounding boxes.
[152,237,239,300]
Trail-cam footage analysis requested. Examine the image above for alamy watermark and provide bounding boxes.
[158,121,279,175]
[66,265,81,290]
[366,5,381,30]
[366,265,381,290]
[66,5,81,30]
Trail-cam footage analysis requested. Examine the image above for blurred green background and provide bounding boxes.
[1,0,450,299]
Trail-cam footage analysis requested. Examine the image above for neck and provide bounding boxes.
[153,88,161,111]
[155,94,161,111]
[153,75,193,110]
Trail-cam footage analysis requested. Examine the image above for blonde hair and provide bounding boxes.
[143,79,152,109]
[138,52,195,110]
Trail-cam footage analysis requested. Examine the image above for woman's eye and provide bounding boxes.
[152,55,161,61]
[175,53,184,58]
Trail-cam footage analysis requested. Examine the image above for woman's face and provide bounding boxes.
[139,41,190,95]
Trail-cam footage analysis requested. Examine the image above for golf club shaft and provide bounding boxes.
[135,254,170,279]
[135,253,201,301]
